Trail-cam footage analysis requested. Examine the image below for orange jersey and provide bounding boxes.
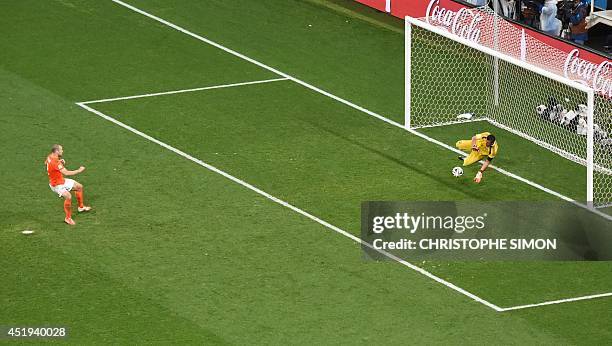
[46,155,65,186]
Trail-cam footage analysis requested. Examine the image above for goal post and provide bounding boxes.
[587,90,595,205]
[405,20,411,129]
[404,15,610,208]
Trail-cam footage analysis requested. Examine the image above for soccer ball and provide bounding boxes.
[452,166,464,177]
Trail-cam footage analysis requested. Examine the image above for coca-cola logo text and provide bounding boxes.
[564,49,612,98]
[426,0,482,43]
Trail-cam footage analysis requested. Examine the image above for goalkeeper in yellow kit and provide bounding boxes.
[456,132,498,183]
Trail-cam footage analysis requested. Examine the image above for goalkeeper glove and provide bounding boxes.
[474,171,483,183]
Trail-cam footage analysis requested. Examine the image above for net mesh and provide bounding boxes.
[408,10,612,207]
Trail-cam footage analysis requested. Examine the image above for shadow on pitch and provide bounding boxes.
[300,118,484,200]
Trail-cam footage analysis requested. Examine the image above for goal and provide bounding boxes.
[404,12,612,208]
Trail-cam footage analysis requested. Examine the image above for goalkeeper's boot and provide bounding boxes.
[458,156,464,162]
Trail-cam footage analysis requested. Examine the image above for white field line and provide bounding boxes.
[77,101,612,314]
[109,0,612,223]
[105,0,612,310]
[596,202,612,209]
[80,77,289,105]
[411,117,489,129]
[500,292,612,311]
[76,102,504,312]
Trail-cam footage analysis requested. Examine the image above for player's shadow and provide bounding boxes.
[301,119,483,199]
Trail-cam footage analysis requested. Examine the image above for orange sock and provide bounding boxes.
[64,199,72,219]
[76,190,84,208]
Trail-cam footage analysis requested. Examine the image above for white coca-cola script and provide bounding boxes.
[564,49,612,98]
[425,0,482,43]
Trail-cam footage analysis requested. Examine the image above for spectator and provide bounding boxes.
[496,0,517,19]
[521,2,539,28]
[467,0,487,6]
[569,0,590,44]
[540,0,562,36]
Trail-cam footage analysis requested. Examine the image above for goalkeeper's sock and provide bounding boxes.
[76,190,84,208]
[64,199,72,219]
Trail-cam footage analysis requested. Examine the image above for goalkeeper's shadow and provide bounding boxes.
[300,118,484,200]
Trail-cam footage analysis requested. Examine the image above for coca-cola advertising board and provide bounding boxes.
[356,0,612,97]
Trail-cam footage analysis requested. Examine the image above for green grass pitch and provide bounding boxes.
[1,0,611,344]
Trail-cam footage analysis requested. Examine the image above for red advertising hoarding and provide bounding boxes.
[356,0,612,97]
[356,0,388,12]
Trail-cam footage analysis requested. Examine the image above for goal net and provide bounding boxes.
[405,9,612,209]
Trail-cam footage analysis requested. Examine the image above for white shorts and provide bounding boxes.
[49,179,75,197]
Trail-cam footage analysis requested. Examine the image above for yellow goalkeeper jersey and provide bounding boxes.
[475,132,499,159]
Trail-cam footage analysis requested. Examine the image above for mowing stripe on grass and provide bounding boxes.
[80,78,289,104]
[79,97,612,312]
[109,0,612,223]
[99,0,612,310]
[76,101,504,312]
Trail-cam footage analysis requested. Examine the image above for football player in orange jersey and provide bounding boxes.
[45,144,91,225]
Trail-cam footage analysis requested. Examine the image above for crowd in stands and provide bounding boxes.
[465,0,610,52]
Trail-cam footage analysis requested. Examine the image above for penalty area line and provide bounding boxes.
[76,102,504,313]
[109,0,612,223]
[79,77,290,105]
[104,0,612,310]
[500,292,612,311]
